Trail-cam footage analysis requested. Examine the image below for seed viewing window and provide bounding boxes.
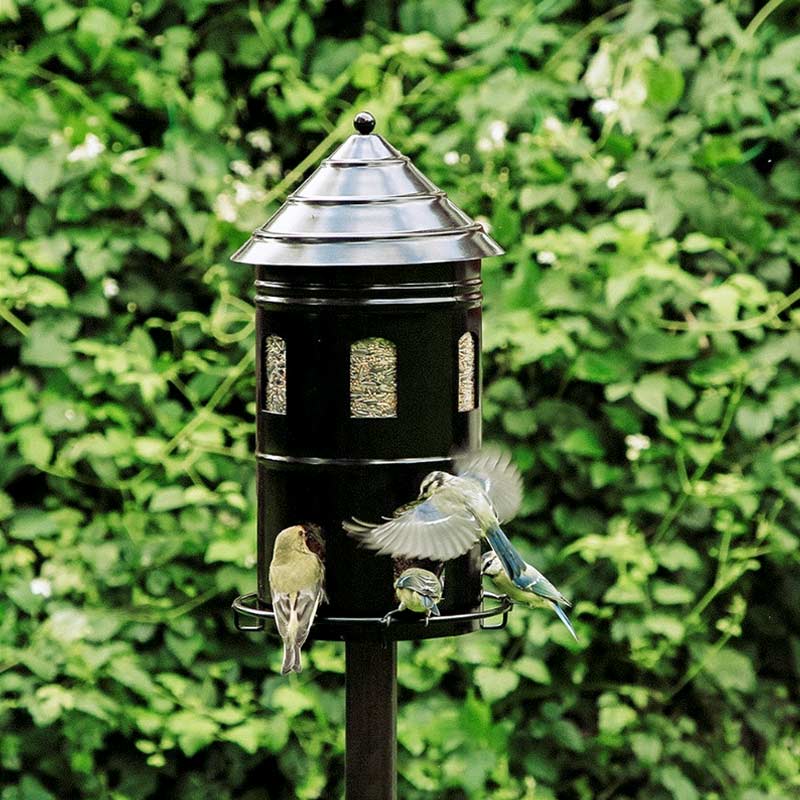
[458,332,477,412]
[264,334,287,415]
[350,337,397,419]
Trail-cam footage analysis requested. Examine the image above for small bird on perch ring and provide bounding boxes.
[382,567,443,626]
[268,523,326,675]
[481,551,577,640]
[343,446,531,585]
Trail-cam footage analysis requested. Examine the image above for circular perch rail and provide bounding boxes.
[232,591,514,636]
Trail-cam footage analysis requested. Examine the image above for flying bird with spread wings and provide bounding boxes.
[343,446,529,583]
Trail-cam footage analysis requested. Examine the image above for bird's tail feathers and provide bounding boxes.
[552,603,578,641]
[281,642,303,675]
[486,527,527,582]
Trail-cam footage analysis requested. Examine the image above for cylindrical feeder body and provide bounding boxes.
[232,115,503,641]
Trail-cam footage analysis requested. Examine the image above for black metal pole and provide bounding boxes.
[345,640,397,800]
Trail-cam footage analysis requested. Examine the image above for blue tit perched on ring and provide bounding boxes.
[381,567,443,626]
[268,524,326,675]
[344,446,530,587]
[482,551,577,641]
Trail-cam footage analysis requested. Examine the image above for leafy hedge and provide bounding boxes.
[2,1,800,798]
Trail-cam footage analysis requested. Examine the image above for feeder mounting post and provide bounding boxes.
[345,640,398,800]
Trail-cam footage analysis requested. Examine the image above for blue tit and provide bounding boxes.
[344,446,529,586]
[382,567,443,626]
[268,524,326,675]
[482,551,577,640]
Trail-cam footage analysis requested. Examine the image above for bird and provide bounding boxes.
[482,551,577,640]
[382,567,443,626]
[268,524,326,675]
[343,446,529,584]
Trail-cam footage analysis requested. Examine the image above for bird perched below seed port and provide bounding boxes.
[268,524,326,675]
[343,446,529,584]
[382,567,443,626]
[482,551,577,641]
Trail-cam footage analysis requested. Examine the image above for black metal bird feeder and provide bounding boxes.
[231,112,508,800]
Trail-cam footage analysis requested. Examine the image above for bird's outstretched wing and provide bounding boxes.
[395,569,441,599]
[456,445,523,522]
[343,497,481,561]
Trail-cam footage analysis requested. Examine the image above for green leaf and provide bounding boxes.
[560,428,605,457]
[167,711,219,756]
[474,667,519,703]
[149,487,187,512]
[659,765,699,800]
[9,510,58,540]
[632,373,670,420]
[573,350,634,383]
[735,404,772,440]
[190,94,225,132]
[16,425,53,465]
[598,699,637,734]
[20,236,71,273]
[515,656,551,685]
[703,647,756,694]
[23,153,64,202]
[645,59,684,108]
[0,144,26,184]
[20,317,80,367]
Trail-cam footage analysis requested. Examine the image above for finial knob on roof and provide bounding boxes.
[353,111,376,135]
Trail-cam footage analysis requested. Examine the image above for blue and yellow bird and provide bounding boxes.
[482,551,576,640]
[382,567,443,626]
[344,446,528,583]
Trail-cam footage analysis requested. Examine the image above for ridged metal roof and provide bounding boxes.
[231,112,504,267]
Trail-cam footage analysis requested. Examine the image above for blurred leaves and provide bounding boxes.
[1,1,800,799]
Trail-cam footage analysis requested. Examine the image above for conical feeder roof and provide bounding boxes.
[232,112,504,267]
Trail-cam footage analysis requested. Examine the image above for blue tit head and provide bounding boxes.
[481,551,503,577]
[418,470,448,498]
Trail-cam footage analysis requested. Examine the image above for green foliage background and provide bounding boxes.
[2,0,800,798]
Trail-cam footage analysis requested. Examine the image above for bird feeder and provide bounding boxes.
[230,112,509,800]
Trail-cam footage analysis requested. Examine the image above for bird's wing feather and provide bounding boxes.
[517,566,571,606]
[344,498,481,561]
[395,569,441,599]
[272,586,323,648]
[456,446,523,522]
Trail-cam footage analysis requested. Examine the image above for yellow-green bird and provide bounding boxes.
[482,551,577,640]
[381,567,443,626]
[268,524,326,675]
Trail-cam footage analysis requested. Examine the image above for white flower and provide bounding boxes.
[477,137,493,153]
[102,278,119,298]
[543,116,563,134]
[607,172,627,190]
[625,434,651,453]
[489,119,508,145]
[443,150,460,166]
[593,98,619,116]
[230,160,253,177]
[233,181,255,204]
[30,578,52,598]
[214,194,237,222]
[246,130,272,152]
[537,250,557,265]
[67,133,105,162]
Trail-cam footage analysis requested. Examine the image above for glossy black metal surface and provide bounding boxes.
[346,641,396,800]
[253,260,483,639]
[232,114,503,266]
